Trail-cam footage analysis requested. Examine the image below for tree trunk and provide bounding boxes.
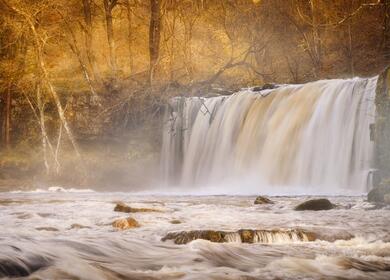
[309,0,322,77]
[382,0,390,60]
[103,0,117,77]
[125,0,134,73]
[4,83,11,149]
[82,0,101,81]
[149,0,161,85]
[36,83,50,175]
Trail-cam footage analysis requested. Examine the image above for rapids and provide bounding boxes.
[162,77,377,194]
[0,191,389,279]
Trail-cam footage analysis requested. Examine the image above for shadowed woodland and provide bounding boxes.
[0,0,389,189]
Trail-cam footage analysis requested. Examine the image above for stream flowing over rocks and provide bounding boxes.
[0,190,389,279]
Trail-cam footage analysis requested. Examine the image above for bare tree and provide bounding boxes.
[149,0,161,85]
[125,0,135,73]
[103,0,118,77]
[82,0,101,81]
[1,0,84,166]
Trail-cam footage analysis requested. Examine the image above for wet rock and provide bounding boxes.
[162,229,317,245]
[294,198,335,211]
[238,229,255,243]
[114,202,160,213]
[69,223,91,230]
[252,83,278,92]
[170,219,182,224]
[254,196,274,205]
[384,194,390,204]
[367,185,390,203]
[0,255,52,278]
[35,227,59,232]
[112,217,140,230]
[162,230,225,244]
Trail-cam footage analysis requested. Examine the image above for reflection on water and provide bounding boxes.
[0,190,389,279]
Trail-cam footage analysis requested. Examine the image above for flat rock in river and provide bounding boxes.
[114,202,160,213]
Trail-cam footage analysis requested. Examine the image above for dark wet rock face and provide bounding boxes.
[162,229,317,245]
[367,185,390,203]
[114,202,160,213]
[0,255,51,278]
[294,199,335,211]
[252,84,278,92]
[254,196,274,205]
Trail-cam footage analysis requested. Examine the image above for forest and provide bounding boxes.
[0,0,389,189]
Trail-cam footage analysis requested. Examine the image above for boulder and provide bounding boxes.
[114,202,159,213]
[294,198,335,211]
[254,196,274,205]
[367,185,390,203]
[112,217,140,230]
[384,194,390,204]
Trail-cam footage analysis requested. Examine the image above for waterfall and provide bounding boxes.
[161,78,377,194]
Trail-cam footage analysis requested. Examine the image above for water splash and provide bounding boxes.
[162,78,377,194]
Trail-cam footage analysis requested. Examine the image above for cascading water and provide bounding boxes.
[161,77,377,194]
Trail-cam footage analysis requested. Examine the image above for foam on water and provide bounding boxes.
[0,192,389,279]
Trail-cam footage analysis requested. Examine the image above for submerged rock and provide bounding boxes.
[35,227,59,232]
[162,229,316,245]
[294,198,335,211]
[69,223,91,230]
[0,255,52,278]
[170,219,182,224]
[254,196,274,205]
[112,217,140,230]
[114,202,160,213]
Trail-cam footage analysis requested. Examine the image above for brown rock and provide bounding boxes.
[254,196,274,205]
[112,217,140,230]
[294,198,335,211]
[114,202,160,213]
[162,229,319,245]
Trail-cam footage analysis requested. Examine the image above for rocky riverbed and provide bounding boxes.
[0,188,389,279]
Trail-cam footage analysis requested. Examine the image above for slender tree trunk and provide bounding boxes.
[309,0,322,77]
[347,18,355,76]
[183,19,194,81]
[103,0,117,77]
[149,0,161,85]
[82,0,101,81]
[4,83,11,149]
[0,94,3,146]
[36,83,50,175]
[125,0,134,73]
[382,0,390,60]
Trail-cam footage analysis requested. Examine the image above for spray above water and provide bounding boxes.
[162,78,377,194]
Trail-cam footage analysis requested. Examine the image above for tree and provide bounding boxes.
[149,0,161,85]
[82,0,101,81]
[103,0,118,77]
